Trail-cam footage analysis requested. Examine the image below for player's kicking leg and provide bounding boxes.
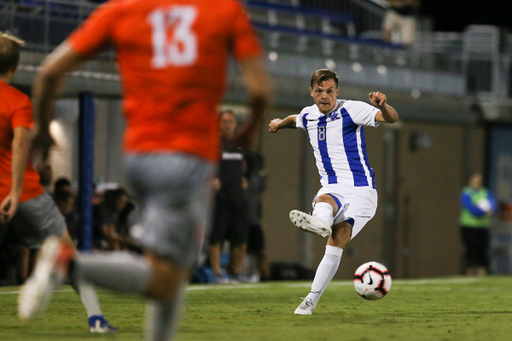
[19,154,213,340]
[289,194,341,238]
[15,193,116,332]
[294,221,351,315]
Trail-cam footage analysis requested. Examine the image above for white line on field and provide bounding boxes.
[0,277,483,295]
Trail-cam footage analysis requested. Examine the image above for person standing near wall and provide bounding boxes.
[208,110,250,283]
[459,172,497,276]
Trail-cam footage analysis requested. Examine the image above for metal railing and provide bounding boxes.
[1,0,511,98]
[0,0,95,53]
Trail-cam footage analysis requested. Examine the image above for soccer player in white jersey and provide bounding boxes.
[268,69,398,315]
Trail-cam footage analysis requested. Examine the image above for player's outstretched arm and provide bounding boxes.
[268,115,297,133]
[234,57,272,148]
[31,42,85,162]
[369,92,399,123]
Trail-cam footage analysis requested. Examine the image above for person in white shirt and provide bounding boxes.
[268,69,399,315]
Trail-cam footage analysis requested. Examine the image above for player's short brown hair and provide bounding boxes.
[218,109,236,120]
[0,32,25,74]
[310,69,338,88]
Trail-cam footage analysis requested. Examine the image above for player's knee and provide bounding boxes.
[146,255,189,301]
[315,194,332,204]
[329,222,353,248]
[315,194,339,212]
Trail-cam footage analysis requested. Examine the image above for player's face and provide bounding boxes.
[219,113,237,138]
[310,79,339,114]
[470,173,482,189]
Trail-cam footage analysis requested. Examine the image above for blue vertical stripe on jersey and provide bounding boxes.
[318,116,337,184]
[359,126,376,189]
[302,113,309,129]
[341,108,369,187]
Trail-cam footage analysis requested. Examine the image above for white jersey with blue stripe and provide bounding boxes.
[296,99,381,188]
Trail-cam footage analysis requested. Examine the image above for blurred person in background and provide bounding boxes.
[53,189,78,243]
[244,152,270,281]
[53,177,72,195]
[0,32,115,332]
[459,172,497,276]
[383,0,420,45]
[52,177,78,244]
[92,188,130,251]
[208,110,251,283]
[36,163,52,192]
[22,1,271,340]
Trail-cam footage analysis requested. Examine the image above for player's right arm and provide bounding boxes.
[31,1,115,162]
[0,126,31,223]
[268,115,297,133]
[233,57,272,148]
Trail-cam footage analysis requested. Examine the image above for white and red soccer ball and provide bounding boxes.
[353,262,392,300]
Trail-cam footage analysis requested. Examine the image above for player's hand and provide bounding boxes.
[30,129,55,163]
[0,192,19,223]
[268,118,282,133]
[369,92,387,108]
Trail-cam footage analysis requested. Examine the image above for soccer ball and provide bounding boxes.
[353,262,392,300]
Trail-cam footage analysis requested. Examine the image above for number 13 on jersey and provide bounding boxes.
[148,6,197,68]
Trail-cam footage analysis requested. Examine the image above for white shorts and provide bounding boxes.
[313,184,378,240]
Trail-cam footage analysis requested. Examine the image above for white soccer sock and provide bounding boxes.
[312,202,335,226]
[145,283,184,341]
[306,245,343,304]
[75,281,102,317]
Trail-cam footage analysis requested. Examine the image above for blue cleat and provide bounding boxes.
[88,315,117,333]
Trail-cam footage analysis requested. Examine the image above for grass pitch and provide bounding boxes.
[1,276,512,341]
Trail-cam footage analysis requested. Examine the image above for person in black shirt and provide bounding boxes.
[208,110,250,283]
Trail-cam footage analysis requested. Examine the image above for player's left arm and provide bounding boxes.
[369,92,399,123]
[31,43,86,162]
[0,127,31,223]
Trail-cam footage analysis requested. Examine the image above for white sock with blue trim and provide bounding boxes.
[312,202,334,226]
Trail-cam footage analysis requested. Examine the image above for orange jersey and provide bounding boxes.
[0,81,44,202]
[68,0,263,162]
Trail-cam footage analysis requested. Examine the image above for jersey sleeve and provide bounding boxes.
[295,108,309,130]
[345,101,381,127]
[67,1,119,57]
[11,95,34,130]
[229,1,263,60]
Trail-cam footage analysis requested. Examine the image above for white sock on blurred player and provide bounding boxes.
[312,202,334,227]
[146,283,184,341]
[71,279,102,317]
[305,245,342,304]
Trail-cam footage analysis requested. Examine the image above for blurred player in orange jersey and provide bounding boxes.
[0,32,116,333]
[21,0,271,340]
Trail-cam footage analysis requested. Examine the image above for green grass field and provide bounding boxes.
[2,276,512,341]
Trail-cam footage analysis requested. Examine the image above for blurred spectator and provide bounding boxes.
[244,152,271,281]
[92,188,130,251]
[53,189,78,243]
[53,177,72,195]
[118,201,141,253]
[208,110,250,283]
[383,0,420,45]
[36,163,52,192]
[459,172,497,276]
